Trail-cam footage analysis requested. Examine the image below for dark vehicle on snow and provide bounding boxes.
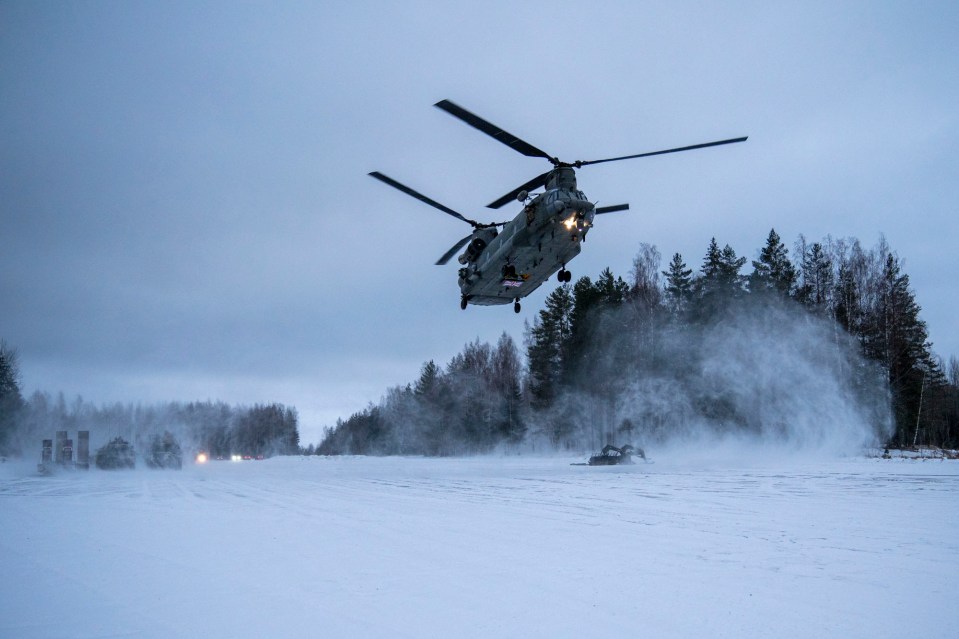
[572,444,647,466]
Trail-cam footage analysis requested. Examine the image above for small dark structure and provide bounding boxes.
[573,444,646,466]
[38,439,54,474]
[55,430,68,465]
[77,431,90,470]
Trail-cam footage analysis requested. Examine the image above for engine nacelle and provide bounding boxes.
[457,227,498,263]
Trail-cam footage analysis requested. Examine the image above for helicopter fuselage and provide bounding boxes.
[457,169,594,306]
[370,99,745,313]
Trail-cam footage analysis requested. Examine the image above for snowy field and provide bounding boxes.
[2,452,957,638]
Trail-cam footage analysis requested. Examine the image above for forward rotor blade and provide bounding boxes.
[369,171,478,226]
[436,234,473,266]
[487,170,552,209]
[435,100,555,162]
[595,203,629,214]
[577,136,748,167]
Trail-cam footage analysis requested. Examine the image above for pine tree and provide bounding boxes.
[834,249,862,337]
[662,252,693,316]
[699,237,723,285]
[719,244,747,290]
[694,239,746,318]
[414,360,440,398]
[795,238,833,313]
[564,270,629,384]
[0,341,25,456]
[696,238,745,296]
[749,228,797,296]
[526,285,574,408]
[594,267,629,306]
[569,275,599,348]
[871,253,937,444]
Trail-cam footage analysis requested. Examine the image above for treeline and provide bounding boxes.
[318,230,958,455]
[318,334,525,455]
[0,365,300,460]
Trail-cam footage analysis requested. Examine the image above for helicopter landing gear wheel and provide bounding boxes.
[558,268,572,283]
[460,296,468,310]
[514,299,521,314]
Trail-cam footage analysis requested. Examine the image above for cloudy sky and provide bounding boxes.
[2,1,957,444]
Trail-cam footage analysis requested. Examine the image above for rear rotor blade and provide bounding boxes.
[435,100,556,162]
[595,203,629,214]
[369,171,478,226]
[436,234,473,266]
[487,170,552,209]
[577,136,748,167]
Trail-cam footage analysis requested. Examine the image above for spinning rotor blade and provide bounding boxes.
[436,234,472,266]
[487,170,552,210]
[369,171,480,226]
[595,203,629,214]
[369,172,504,265]
[576,136,748,167]
[435,100,556,162]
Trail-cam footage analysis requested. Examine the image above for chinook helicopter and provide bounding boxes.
[370,100,746,313]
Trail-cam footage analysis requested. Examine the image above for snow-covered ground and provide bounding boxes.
[2,452,957,638]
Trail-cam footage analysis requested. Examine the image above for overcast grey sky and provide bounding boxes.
[2,1,957,445]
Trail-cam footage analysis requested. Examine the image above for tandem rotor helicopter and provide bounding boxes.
[370,100,747,313]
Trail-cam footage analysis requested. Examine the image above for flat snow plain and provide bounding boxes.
[2,451,957,638]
